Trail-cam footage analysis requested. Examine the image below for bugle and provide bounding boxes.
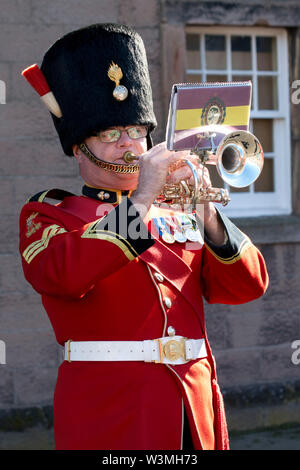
[123,126,264,210]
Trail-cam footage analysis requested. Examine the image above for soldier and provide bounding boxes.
[19,23,268,450]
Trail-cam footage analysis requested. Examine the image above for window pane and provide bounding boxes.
[258,76,278,110]
[256,37,277,71]
[186,73,203,83]
[205,35,226,70]
[252,119,273,153]
[186,34,201,69]
[231,36,251,70]
[254,158,274,192]
[206,74,227,83]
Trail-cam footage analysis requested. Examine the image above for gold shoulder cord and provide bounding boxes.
[79,143,139,174]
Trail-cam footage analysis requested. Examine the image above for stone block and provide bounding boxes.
[258,301,300,346]
[0,102,57,140]
[0,291,48,332]
[0,0,32,24]
[0,138,79,178]
[226,406,265,432]
[31,0,118,25]
[0,405,54,431]
[14,365,58,406]
[225,310,263,349]
[0,24,64,62]
[0,180,15,215]
[2,328,58,369]
[165,0,300,27]
[204,302,231,350]
[227,401,300,433]
[259,343,300,383]
[0,215,18,254]
[262,401,300,429]
[136,27,161,64]
[0,255,26,294]
[160,23,187,121]
[281,243,300,280]
[0,366,14,406]
[118,0,160,28]
[215,348,264,388]
[261,277,300,318]
[259,244,283,283]
[217,341,300,388]
[149,65,163,109]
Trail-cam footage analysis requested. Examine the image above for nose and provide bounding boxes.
[117,130,132,147]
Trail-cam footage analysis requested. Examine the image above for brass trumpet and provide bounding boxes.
[123,127,264,210]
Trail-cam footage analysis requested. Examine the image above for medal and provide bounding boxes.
[153,217,175,244]
[162,231,175,244]
[175,214,203,243]
[175,214,194,242]
[160,217,175,243]
[185,214,204,244]
[185,228,200,242]
[171,215,187,243]
[174,231,187,243]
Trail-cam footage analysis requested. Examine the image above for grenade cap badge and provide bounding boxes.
[107,62,128,101]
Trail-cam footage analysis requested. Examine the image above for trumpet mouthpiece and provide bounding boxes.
[123,151,138,163]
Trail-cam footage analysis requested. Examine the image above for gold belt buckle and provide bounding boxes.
[156,337,186,363]
[65,339,72,363]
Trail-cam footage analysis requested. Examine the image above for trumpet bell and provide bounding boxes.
[216,130,264,188]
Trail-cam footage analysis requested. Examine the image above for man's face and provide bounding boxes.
[73,126,148,190]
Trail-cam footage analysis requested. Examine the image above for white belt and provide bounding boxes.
[64,336,207,365]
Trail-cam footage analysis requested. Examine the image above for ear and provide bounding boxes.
[72,144,82,162]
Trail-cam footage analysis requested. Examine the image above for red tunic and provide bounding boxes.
[19,190,268,450]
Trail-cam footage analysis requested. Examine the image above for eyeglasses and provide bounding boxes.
[93,126,148,143]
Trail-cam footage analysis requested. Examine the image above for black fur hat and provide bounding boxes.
[40,23,157,156]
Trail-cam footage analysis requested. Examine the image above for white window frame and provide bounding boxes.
[185,26,292,218]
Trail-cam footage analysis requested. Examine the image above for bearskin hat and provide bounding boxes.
[23,23,157,156]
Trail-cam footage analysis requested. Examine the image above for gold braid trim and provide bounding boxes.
[79,143,139,174]
[204,238,252,264]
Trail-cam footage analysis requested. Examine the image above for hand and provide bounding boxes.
[130,142,190,213]
[165,154,212,188]
[165,155,226,245]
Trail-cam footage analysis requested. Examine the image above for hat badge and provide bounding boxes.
[107,62,128,101]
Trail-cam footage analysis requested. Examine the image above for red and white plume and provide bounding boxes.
[22,64,62,118]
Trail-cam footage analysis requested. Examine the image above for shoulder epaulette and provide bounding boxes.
[26,188,76,204]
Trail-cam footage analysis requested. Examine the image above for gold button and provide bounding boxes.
[164,297,172,308]
[154,272,164,283]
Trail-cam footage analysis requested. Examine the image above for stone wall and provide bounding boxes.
[0,0,299,434]
[0,0,163,417]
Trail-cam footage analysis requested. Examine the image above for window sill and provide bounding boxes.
[231,214,300,245]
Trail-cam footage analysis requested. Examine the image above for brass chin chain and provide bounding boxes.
[79,143,140,174]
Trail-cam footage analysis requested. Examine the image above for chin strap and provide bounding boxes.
[79,143,140,174]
